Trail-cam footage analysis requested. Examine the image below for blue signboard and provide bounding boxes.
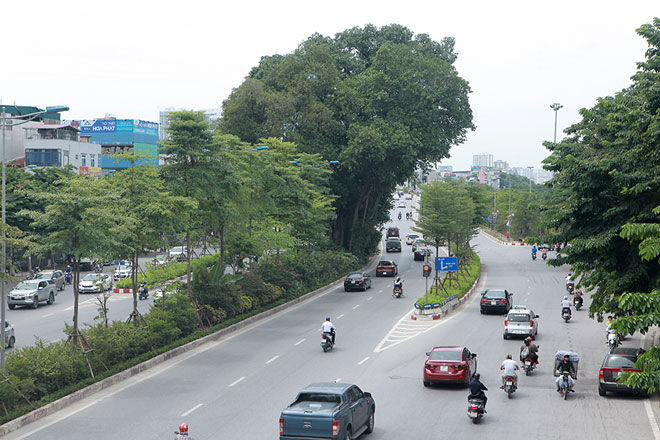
[134,120,159,137]
[436,257,458,272]
[80,119,116,133]
[116,119,134,132]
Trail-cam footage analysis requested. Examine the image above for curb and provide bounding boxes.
[411,272,481,321]
[112,275,189,294]
[480,229,526,246]
[0,255,380,437]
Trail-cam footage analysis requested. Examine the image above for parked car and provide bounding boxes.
[279,382,375,440]
[151,254,169,267]
[598,347,647,397]
[503,305,539,339]
[405,234,419,245]
[8,279,57,309]
[33,270,64,291]
[423,346,478,386]
[397,202,406,209]
[79,273,113,294]
[414,247,432,261]
[411,238,429,252]
[114,264,133,281]
[344,272,371,291]
[385,237,402,252]
[376,260,398,277]
[169,246,188,262]
[386,227,400,238]
[480,289,513,314]
[3,321,15,349]
[405,193,413,200]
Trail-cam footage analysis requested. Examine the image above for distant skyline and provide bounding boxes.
[2,1,657,171]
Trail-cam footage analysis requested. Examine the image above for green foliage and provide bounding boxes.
[416,252,481,305]
[115,253,222,288]
[220,24,474,255]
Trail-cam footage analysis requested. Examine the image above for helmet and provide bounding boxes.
[326,317,331,321]
[473,373,480,380]
[525,337,532,342]
[506,353,512,359]
[179,423,188,433]
[564,296,568,300]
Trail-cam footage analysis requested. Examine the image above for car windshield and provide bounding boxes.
[484,290,505,299]
[171,247,184,253]
[387,238,399,242]
[378,261,394,266]
[605,355,636,369]
[507,313,530,322]
[15,281,38,290]
[348,274,363,279]
[33,273,52,279]
[83,274,103,281]
[296,393,341,404]
[430,350,462,361]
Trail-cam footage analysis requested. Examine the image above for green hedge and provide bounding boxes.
[415,252,481,306]
[115,254,222,289]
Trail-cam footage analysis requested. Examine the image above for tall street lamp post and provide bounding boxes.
[550,103,563,143]
[527,166,534,194]
[1,105,68,370]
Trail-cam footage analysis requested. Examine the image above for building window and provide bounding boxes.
[25,149,62,167]
[81,153,86,167]
[90,154,95,168]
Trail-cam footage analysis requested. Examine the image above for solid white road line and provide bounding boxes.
[645,398,660,439]
[295,338,305,346]
[352,304,360,310]
[265,355,280,364]
[180,403,203,417]
[337,314,344,319]
[357,356,370,365]
[229,376,246,387]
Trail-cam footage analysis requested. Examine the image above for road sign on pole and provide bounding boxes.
[435,257,458,272]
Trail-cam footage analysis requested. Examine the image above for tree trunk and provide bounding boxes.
[131,251,138,324]
[186,229,192,297]
[219,224,225,264]
[72,255,80,344]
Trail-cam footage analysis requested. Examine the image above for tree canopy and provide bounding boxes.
[220,24,474,255]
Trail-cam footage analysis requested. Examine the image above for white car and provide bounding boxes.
[406,234,420,245]
[79,273,113,293]
[114,264,133,281]
[503,306,539,339]
[169,246,187,262]
[397,202,406,209]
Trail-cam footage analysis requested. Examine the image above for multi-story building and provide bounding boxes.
[494,160,509,172]
[68,118,159,173]
[159,107,221,140]
[23,124,101,174]
[472,153,494,169]
[1,105,63,165]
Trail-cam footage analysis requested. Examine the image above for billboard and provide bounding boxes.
[116,120,133,132]
[79,119,158,136]
[79,166,102,176]
[80,119,116,133]
[134,120,158,137]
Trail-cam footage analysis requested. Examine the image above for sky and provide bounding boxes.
[2,0,657,170]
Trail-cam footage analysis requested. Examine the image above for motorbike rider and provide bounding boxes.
[406,212,410,220]
[520,337,539,365]
[606,315,614,330]
[541,249,548,260]
[398,212,402,220]
[500,353,519,389]
[321,317,336,344]
[561,296,572,317]
[175,423,194,439]
[393,277,403,296]
[565,273,573,290]
[531,245,537,257]
[468,373,488,407]
[574,289,584,308]
[555,354,576,392]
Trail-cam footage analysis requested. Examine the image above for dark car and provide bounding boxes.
[385,237,402,252]
[376,260,398,277]
[414,248,432,261]
[423,346,477,386]
[344,272,371,291]
[386,226,400,238]
[598,347,647,397]
[480,289,513,314]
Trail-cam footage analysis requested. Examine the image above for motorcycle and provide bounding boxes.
[503,376,517,399]
[64,272,72,285]
[467,397,486,424]
[321,331,334,352]
[398,212,402,220]
[566,282,575,294]
[558,371,572,400]
[562,308,571,322]
[393,287,403,298]
[541,252,547,261]
[521,349,538,376]
[531,252,537,261]
[607,329,619,352]
[138,282,149,300]
[574,295,583,311]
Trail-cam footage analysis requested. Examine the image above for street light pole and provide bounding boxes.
[527,166,534,194]
[550,103,563,143]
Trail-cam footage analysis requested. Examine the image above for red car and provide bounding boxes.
[376,260,398,277]
[386,227,400,238]
[423,346,478,386]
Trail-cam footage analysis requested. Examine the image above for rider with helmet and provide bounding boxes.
[468,373,488,407]
[393,277,403,296]
[561,296,572,317]
[520,337,539,365]
[555,354,576,392]
[321,317,336,344]
[175,423,194,439]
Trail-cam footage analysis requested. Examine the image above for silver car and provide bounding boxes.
[8,279,57,309]
[3,321,15,349]
[113,264,133,281]
[79,273,113,293]
[33,270,65,291]
[503,306,539,339]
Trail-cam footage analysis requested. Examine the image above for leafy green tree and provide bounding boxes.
[221,24,474,255]
[540,18,660,317]
[22,175,121,342]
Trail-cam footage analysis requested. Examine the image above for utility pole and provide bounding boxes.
[550,103,563,143]
[527,166,534,194]
[508,173,512,241]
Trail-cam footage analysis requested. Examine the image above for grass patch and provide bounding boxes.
[415,252,480,306]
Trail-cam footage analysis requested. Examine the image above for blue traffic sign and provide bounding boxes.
[436,257,458,271]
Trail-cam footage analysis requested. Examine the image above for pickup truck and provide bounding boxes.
[279,383,375,440]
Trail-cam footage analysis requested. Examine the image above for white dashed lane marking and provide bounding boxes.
[180,403,203,417]
[353,304,360,310]
[357,357,370,365]
[337,314,344,319]
[294,338,305,346]
[265,355,279,364]
[229,376,246,387]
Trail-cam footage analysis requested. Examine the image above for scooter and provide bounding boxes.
[531,252,537,261]
[574,295,583,311]
[562,308,571,322]
[541,252,547,261]
[64,272,72,285]
[321,331,335,352]
[503,376,517,399]
[138,282,149,300]
[607,329,619,352]
[558,371,573,400]
[398,212,402,220]
[521,349,538,376]
[467,397,486,424]
[566,282,575,294]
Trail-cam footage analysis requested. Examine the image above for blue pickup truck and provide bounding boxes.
[279,382,375,440]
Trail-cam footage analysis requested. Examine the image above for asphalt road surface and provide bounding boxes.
[4,209,660,439]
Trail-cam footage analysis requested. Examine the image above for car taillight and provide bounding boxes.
[530,319,534,327]
[481,299,487,304]
[279,418,284,434]
[504,319,508,327]
[359,279,364,283]
[599,369,604,380]
[499,299,507,304]
[332,420,340,437]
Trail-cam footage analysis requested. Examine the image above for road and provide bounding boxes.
[4,201,660,439]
